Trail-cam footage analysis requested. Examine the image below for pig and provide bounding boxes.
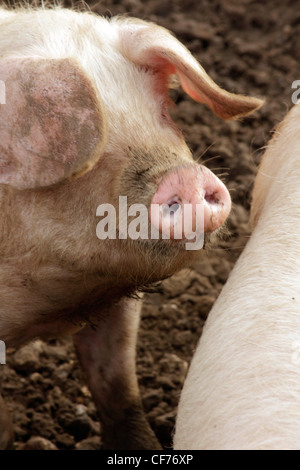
[0,6,262,450]
[174,103,300,450]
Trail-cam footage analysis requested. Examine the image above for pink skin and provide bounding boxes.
[150,165,231,240]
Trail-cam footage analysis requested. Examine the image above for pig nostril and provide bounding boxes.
[167,196,181,207]
[205,191,220,205]
[168,197,181,213]
[163,203,180,216]
[169,202,180,212]
[161,197,181,217]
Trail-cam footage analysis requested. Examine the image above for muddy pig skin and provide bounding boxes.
[174,104,300,450]
[0,6,262,449]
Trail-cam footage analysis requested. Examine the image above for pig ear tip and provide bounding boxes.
[249,96,265,110]
[245,95,265,112]
[225,96,265,121]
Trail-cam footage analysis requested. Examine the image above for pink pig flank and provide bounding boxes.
[174,105,300,450]
[0,6,262,450]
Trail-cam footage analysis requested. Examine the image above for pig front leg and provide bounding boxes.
[0,394,14,449]
[73,296,161,450]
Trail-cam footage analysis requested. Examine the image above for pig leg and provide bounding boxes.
[0,394,14,449]
[73,297,161,450]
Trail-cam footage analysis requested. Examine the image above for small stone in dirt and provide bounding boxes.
[171,331,192,348]
[157,376,176,390]
[80,385,91,398]
[75,436,102,450]
[29,372,43,384]
[159,354,188,385]
[12,342,43,373]
[65,413,94,441]
[53,363,72,381]
[142,388,164,412]
[21,436,58,450]
[197,295,215,319]
[55,433,75,449]
[155,411,176,443]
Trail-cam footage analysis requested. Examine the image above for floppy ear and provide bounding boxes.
[118,19,263,120]
[0,57,107,190]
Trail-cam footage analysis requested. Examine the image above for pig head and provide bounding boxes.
[0,8,262,449]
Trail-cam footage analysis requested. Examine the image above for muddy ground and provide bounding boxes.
[1,0,299,450]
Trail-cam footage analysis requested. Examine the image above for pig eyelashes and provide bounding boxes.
[158,94,182,133]
[160,100,173,122]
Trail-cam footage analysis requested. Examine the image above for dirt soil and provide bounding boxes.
[1,0,299,450]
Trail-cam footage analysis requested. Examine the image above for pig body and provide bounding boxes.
[0,6,261,449]
[174,104,300,450]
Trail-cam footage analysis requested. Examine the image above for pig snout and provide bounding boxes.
[150,165,231,239]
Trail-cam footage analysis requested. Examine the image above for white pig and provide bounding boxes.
[0,5,262,449]
[174,103,300,450]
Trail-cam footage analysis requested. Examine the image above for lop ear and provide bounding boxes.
[0,57,107,190]
[118,19,263,120]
